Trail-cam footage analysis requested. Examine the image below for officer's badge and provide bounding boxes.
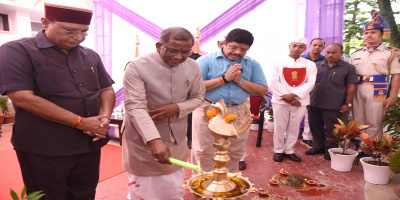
[283,67,306,87]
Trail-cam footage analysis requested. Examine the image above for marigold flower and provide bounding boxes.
[225,114,235,123]
[207,108,219,118]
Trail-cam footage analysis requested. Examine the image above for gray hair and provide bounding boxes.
[159,27,194,46]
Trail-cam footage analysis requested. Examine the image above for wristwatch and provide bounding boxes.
[238,78,244,85]
[347,103,352,108]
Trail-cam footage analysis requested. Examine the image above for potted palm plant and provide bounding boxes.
[383,95,400,137]
[326,119,369,172]
[0,95,8,126]
[266,108,274,132]
[360,133,400,184]
[0,95,13,124]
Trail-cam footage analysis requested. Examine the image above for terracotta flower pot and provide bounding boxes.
[0,114,4,126]
[3,115,14,124]
[328,148,358,172]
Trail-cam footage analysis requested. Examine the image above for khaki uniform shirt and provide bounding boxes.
[350,44,400,76]
[349,44,400,139]
[122,51,205,176]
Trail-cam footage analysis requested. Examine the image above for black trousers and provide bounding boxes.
[187,113,192,142]
[308,106,348,154]
[16,150,101,200]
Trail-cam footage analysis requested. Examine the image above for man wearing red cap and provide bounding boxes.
[0,0,115,199]
[350,10,400,140]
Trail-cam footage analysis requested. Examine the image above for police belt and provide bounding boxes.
[204,98,239,107]
[357,75,387,83]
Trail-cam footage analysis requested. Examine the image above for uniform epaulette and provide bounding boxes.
[385,46,400,54]
[350,48,363,56]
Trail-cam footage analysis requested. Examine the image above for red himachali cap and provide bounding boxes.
[44,0,93,25]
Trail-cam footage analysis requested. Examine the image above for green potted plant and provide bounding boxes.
[326,119,369,172]
[383,95,400,138]
[0,95,7,127]
[264,91,273,133]
[389,151,400,196]
[360,133,400,184]
[10,185,45,200]
[0,95,13,124]
[266,108,273,132]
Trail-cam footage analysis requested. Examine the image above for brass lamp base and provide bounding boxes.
[186,172,253,200]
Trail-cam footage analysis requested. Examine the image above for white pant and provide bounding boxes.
[273,103,307,154]
[240,150,246,161]
[128,169,185,200]
[302,111,312,140]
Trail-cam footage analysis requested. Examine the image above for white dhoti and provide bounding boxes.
[273,103,307,154]
[128,169,185,200]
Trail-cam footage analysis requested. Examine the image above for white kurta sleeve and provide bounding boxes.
[269,63,290,98]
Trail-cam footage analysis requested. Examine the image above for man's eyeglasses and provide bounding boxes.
[162,45,192,56]
[50,20,91,37]
[226,44,250,54]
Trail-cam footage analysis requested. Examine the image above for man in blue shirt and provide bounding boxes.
[191,28,268,173]
[298,38,326,149]
[302,38,326,63]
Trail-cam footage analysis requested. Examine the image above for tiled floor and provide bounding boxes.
[95,127,366,200]
[0,123,393,200]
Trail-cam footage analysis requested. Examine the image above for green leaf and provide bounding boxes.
[21,185,26,199]
[390,151,400,173]
[396,124,400,132]
[26,191,45,200]
[337,118,346,127]
[10,189,19,200]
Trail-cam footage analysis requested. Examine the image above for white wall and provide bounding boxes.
[0,0,43,44]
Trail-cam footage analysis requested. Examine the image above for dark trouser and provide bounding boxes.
[16,150,101,200]
[187,113,192,142]
[308,106,348,154]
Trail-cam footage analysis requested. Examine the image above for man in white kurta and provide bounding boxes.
[269,37,317,162]
[122,27,205,200]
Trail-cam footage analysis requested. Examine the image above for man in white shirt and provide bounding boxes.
[269,37,317,162]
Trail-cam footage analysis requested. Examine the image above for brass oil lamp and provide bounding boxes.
[183,100,256,200]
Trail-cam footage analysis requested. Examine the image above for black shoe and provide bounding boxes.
[359,152,371,157]
[324,154,331,161]
[305,148,325,155]
[273,153,284,162]
[301,140,313,148]
[284,153,302,162]
[239,161,246,170]
[187,141,192,149]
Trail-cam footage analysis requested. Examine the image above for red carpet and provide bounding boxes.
[99,144,124,182]
[0,144,123,200]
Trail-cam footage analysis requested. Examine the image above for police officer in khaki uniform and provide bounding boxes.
[350,10,400,139]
